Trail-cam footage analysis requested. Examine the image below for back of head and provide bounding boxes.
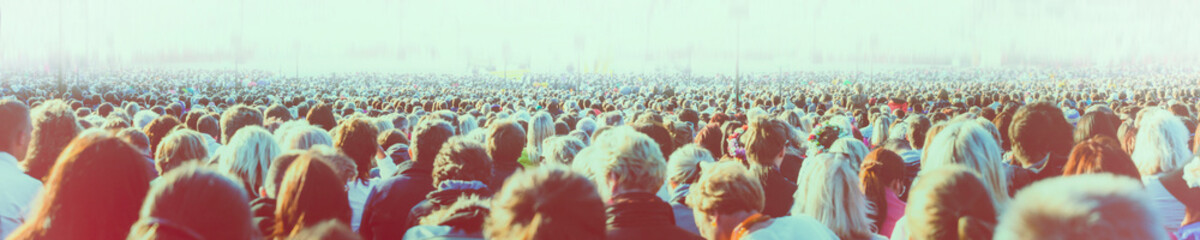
[11,130,152,240]
[333,118,378,182]
[1131,108,1193,176]
[1074,111,1120,144]
[790,153,874,240]
[274,156,351,238]
[263,151,304,199]
[282,125,333,151]
[667,143,716,186]
[994,174,1164,240]
[527,111,556,162]
[1064,136,1140,180]
[828,138,869,172]
[686,161,764,218]
[585,126,667,198]
[1009,101,1073,166]
[487,119,526,164]
[433,137,494,187]
[905,166,997,240]
[541,136,586,166]
[742,116,790,183]
[924,121,1009,205]
[860,148,906,231]
[221,105,264,145]
[485,165,605,240]
[306,103,337,131]
[223,126,281,198]
[23,99,80,181]
[144,115,183,156]
[412,119,455,163]
[128,163,259,240]
[154,129,210,175]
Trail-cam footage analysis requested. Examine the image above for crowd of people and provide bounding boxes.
[0,68,1199,240]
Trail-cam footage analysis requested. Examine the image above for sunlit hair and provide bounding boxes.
[221,104,265,145]
[1063,136,1141,180]
[906,166,997,240]
[541,136,586,166]
[828,137,869,172]
[1009,101,1074,166]
[221,126,281,197]
[418,195,491,232]
[273,120,312,143]
[526,111,555,164]
[134,110,160,129]
[458,114,478,135]
[372,116,396,133]
[333,118,378,183]
[576,118,598,136]
[274,155,352,238]
[1131,108,1193,176]
[870,116,891,148]
[8,130,152,240]
[742,115,792,185]
[859,148,906,232]
[127,163,260,240]
[281,125,333,151]
[117,127,152,153]
[1074,111,1120,144]
[144,115,183,156]
[433,137,494,187]
[581,126,667,198]
[154,129,210,175]
[412,119,456,163]
[263,151,304,199]
[22,99,81,181]
[791,153,877,240]
[485,165,605,240]
[305,102,337,131]
[301,145,358,182]
[686,161,763,220]
[924,120,1009,206]
[994,174,1163,240]
[487,119,526,164]
[601,112,624,127]
[668,143,716,185]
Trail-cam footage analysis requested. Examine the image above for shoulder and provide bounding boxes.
[403,225,453,240]
[747,216,837,240]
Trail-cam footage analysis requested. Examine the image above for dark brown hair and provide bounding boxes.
[860,148,906,232]
[274,156,351,238]
[433,137,494,187]
[333,118,378,183]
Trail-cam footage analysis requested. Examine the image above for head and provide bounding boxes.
[1063,136,1141,180]
[306,102,337,131]
[1131,108,1193,176]
[412,119,455,163]
[262,151,303,199]
[222,126,281,198]
[667,143,716,188]
[791,153,876,240]
[9,130,152,240]
[332,118,379,183]
[859,148,906,231]
[541,136,586,166]
[994,174,1163,240]
[828,138,870,172]
[433,137,494,187]
[742,116,792,184]
[127,163,260,240]
[1009,101,1074,166]
[905,166,997,240]
[686,161,765,240]
[143,115,182,156]
[154,129,210,175]
[527,111,555,163]
[22,99,81,181]
[581,126,667,199]
[281,125,334,151]
[1074,111,1120,144]
[485,165,605,240]
[221,105,264,145]
[487,119,527,164]
[924,121,1009,206]
[274,156,352,238]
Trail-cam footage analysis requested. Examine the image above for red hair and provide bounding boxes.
[1063,136,1141,180]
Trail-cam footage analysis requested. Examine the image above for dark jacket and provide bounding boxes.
[762,167,797,217]
[491,160,523,190]
[407,180,492,228]
[606,192,704,240]
[360,161,436,240]
[780,152,804,184]
[249,197,276,236]
[1006,153,1067,196]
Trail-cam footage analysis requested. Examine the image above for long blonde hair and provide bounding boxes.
[792,153,877,240]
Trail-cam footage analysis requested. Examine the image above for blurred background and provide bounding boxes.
[2,0,1199,76]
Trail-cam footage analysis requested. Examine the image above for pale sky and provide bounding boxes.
[2,0,1198,75]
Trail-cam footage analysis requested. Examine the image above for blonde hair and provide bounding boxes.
[924,121,1010,206]
[906,166,998,240]
[526,111,555,164]
[994,174,1163,240]
[828,138,869,173]
[685,161,764,216]
[667,143,716,185]
[580,126,667,198]
[485,165,605,240]
[791,153,877,240]
[541,136,586,166]
[281,125,334,151]
[1131,108,1193,176]
[221,126,281,197]
[154,129,210,175]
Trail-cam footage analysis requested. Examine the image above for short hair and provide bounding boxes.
[1009,102,1073,166]
[1064,136,1141,180]
[632,121,675,158]
[301,145,358,182]
[412,119,455,163]
[333,118,379,183]
[526,112,555,163]
[487,119,526,164]
[828,138,869,172]
[667,143,716,185]
[742,116,791,184]
[583,126,667,197]
[485,165,605,240]
[274,156,351,238]
[117,127,152,153]
[222,126,281,198]
[22,100,80,181]
[265,104,293,122]
[790,153,875,240]
[540,136,586,166]
[1074,111,1120,144]
[281,125,333,151]
[576,118,598,136]
[377,128,409,149]
[196,114,221,141]
[924,121,1009,205]
[221,105,264,145]
[306,103,337,131]
[128,163,260,240]
[263,151,304,199]
[143,115,182,156]
[133,110,160,130]
[1131,108,1193,176]
[154,129,210,175]
[994,174,1164,240]
[686,161,764,217]
[458,114,478,135]
[432,137,493,187]
[905,166,997,240]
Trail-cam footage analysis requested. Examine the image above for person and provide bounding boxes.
[1133,108,1195,233]
[332,118,382,231]
[828,138,870,172]
[221,126,282,198]
[522,111,555,166]
[694,113,728,158]
[1007,102,1074,193]
[740,116,798,217]
[859,148,907,237]
[892,166,997,240]
[923,120,1010,205]
[280,124,334,151]
[274,154,352,239]
[1062,136,1141,180]
[541,136,586,166]
[486,119,526,189]
[250,151,303,236]
[21,99,80,182]
[153,129,211,176]
[1172,158,1200,239]
[686,161,837,240]
[667,144,716,236]
[792,153,887,240]
[484,165,606,240]
[361,119,454,240]
[407,136,493,230]
[143,115,182,157]
[0,100,38,239]
[7,130,153,240]
[994,174,1166,240]
[127,163,261,240]
[222,104,265,144]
